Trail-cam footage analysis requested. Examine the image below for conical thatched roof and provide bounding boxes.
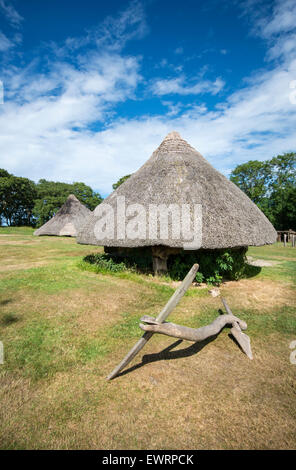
[34,194,92,237]
[77,132,277,249]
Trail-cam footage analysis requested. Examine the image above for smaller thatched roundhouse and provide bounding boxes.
[77,132,277,273]
[34,194,92,237]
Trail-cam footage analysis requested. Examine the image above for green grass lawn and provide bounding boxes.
[0,228,295,449]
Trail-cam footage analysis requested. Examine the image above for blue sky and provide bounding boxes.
[0,0,295,197]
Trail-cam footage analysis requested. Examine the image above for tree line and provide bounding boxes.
[230,152,296,230]
[1,151,295,230]
[0,169,103,227]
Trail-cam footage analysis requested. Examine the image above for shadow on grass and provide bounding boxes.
[0,313,19,325]
[243,264,261,278]
[0,299,19,325]
[0,299,14,306]
[115,335,218,379]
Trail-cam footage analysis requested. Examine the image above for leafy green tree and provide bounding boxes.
[0,170,103,227]
[33,179,103,227]
[270,186,296,230]
[230,160,271,205]
[112,174,131,190]
[0,169,12,224]
[0,175,37,226]
[72,182,103,210]
[0,169,11,178]
[33,180,72,227]
[230,153,296,230]
[270,153,296,190]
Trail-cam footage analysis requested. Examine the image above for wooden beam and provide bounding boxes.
[106,263,199,380]
[139,314,248,342]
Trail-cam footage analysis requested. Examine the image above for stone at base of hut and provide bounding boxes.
[208,288,220,297]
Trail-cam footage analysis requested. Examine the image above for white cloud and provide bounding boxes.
[1,52,142,133]
[0,0,295,197]
[151,76,225,96]
[0,1,23,55]
[0,0,23,27]
[175,47,184,55]
[258,0,296,37]
[0,31,13,51]
[161,100,184,116]
[53,0,148,56]
[240,0,296,61]
[95,0,148,48]
[0,3,144,194]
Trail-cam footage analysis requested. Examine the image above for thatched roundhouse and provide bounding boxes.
[77,132,277,273]
[34,194,92,237]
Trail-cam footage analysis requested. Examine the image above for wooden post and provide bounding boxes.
[106,263,199,380]
[152,256,168,275]
[284,234,287,247]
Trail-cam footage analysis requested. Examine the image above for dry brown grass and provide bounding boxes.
[221,278,296,311]
[0,261,49,272]
[0,229,295,449]
[0,239,41,245]
[1,334,295,450]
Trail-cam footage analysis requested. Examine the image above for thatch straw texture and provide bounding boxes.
[34,194,92,237]
[77,132,277,249]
